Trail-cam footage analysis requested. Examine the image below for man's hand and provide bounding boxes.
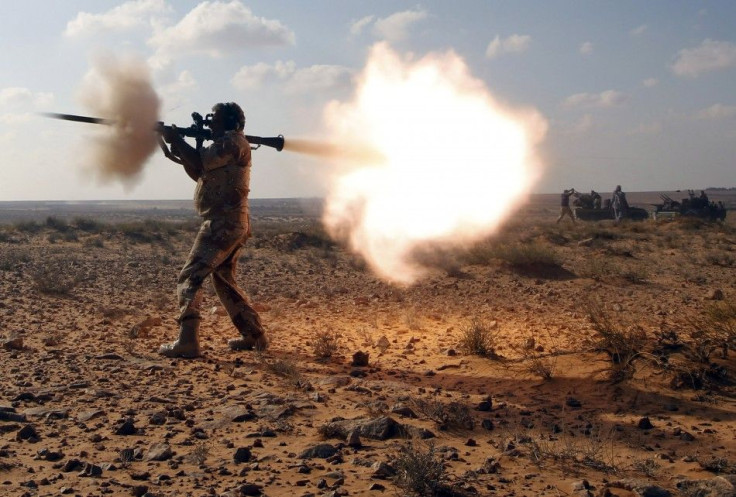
[161,125,179,144]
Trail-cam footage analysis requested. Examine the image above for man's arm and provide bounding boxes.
[162,126,203,181]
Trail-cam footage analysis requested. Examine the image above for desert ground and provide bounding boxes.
[1,192,736,497]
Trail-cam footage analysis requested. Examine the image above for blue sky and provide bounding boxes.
[1,0,735,200]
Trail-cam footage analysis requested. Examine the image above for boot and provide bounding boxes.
[159,318,202,358]
[228,332,268,352]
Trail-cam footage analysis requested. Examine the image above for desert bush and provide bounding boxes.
[459,318,499,358]
[492,241,560,268]
[516,339,557,381]
[704,250,736,267]
[312,330,340,361]
[73,217,104,233]
[394,443,447,497]
[0,248,30,271]
[45,216,69,232]
[31,264,86,296]
[410,397,474,430]
[13,220,42,233]
[585,300,647,382]
[687,301,736,361]
[188,443,210,466]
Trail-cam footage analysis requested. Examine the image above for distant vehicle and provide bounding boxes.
[572,193,648,221]
[653,191,727,221]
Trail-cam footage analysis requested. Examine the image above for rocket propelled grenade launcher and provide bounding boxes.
[43,112,285,152]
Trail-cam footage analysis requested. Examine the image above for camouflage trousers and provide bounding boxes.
[177,218,263,338]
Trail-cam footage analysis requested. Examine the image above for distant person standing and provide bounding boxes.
[556,188,577,224]
[611,185,629,223]
[591,190,602,209]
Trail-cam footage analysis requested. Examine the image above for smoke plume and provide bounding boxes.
[78,53,160,187]
[321,43,547,284]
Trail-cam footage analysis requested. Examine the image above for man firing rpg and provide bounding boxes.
[158,102,267,358]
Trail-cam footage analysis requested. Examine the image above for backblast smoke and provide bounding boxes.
[77,54,160,187]
[320,43,548,285]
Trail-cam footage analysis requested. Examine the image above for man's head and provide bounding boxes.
[211,102,245,135]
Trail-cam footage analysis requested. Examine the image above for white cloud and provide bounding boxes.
[232,61,352,94]
[579,41,593,55]
[643,77,658,88]
[0,87,54,110]
[350,15,374,36]
[372,8,427,42]
[485,34,532,58]
[696,103,736,120]
[284,65,353,94]
[629,122,661,135]
[563,90,627,108]
[64,0,170,37]
[149,1,295,59]
[630,24,647,36]
[231,61,296,90]
[671,39,736,77]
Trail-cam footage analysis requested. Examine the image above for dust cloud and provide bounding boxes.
[77,54,160,187]
[321,43,548,284]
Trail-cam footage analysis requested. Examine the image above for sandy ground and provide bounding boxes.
[1,194,736,497]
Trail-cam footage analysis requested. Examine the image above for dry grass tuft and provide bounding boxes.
[394,442,447,497]
[459,318,499,358]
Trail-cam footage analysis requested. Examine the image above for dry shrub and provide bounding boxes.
[459,318,499,358]
[394,443,447,497]
[586,300,647,382]
[492,241,560,268]
[312,330,340,361]
[411,397,474,430]
[188,443,210,466]
[32,264,86,296]
[0,248,30,271]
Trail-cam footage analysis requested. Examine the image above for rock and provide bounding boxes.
[233,447,252,463]
[708,289,724,301]
[676,477,735,497]
[114,418,138,436]
[352,351,370,367]
[565,397,582,408]
[481,419,494,430]
[637,417,654,430]
[476,400,492,412]
[606,478,672,497]
[369,483,386,491]
[346,429,362,448]
[3,336,24,350]
[390,405,418,418]
[78,462,103,477]
[299,443,338,459]
[0,408,26,423]
[145,443,172,461]
[16,424,40,442]
[62,459,84,472]
[239,483,263,496]
[371,461,396,479]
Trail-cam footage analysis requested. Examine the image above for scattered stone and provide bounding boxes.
[78,462,103,477]
[77,410,105,423]
[16,424,40,442]
[476,400,492,412]
[145,443,172,461]
[390,405,418,418]
[0,408,26,423]
[677,476,735,497]
[239,483,263,496]
[234,447,252,463]
[481,419,494,431]
[36,448,64,461]
[299,443,338,459]
[131,485,149,497]
[465,438,477,447]
[638,417,654,430]
[352,351,370,367]
[369,483,386,491]
[565,397,582,408]
[606,478,672,497]
[371,461,396,479]
[708,289,724,301]
[3,336,24,350]
[346,429,362,448]
[114,418,138,436]
[62,459,84,472]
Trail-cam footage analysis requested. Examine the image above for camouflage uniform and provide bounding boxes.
[177,131,264,345]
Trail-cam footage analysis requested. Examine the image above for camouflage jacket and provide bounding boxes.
[194,130,252,222]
